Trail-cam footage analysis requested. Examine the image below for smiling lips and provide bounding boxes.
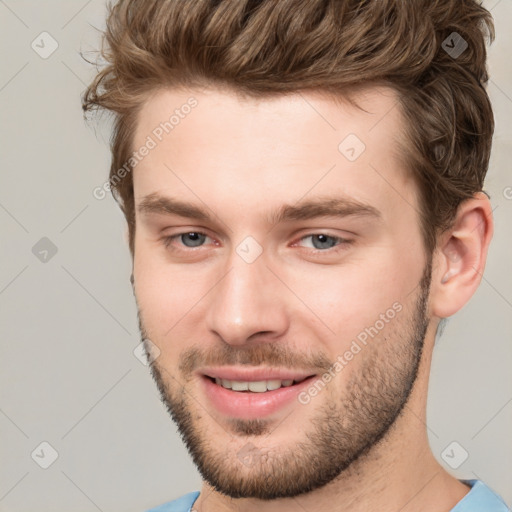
[202,366,314,392]
[198,367,318,419]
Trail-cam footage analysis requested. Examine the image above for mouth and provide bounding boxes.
[198,368,318,419]
[204,375,312,393]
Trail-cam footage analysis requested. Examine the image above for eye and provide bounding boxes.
[163,232,212,249]
[296,234,351,251]
[162,231,351,255]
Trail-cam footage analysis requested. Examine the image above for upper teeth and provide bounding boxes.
[215,378,299,392]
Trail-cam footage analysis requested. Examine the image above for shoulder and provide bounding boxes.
[144,491,200,512]
[451,480,510,511]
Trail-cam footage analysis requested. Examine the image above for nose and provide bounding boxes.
[205,249,290,346]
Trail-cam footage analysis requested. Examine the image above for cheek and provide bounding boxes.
[133,246,209,342]
[284,250,414,342]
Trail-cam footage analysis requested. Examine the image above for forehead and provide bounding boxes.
[134,85,405,155]
[132,85,418,225]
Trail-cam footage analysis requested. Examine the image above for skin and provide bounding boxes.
[130,86,493,512]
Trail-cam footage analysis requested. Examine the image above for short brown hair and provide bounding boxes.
[83,0,495,256]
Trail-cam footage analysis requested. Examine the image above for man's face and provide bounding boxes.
[132,86,432,498]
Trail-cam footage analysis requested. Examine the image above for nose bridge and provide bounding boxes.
[206,246,288,345]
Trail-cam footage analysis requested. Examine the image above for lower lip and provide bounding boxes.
[200,375,316,419]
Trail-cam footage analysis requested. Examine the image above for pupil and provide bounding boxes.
[313,234,335,250]
[183,232,204,247]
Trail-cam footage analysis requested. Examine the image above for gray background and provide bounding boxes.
[0,0,511,510]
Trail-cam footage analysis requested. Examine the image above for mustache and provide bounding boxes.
[137,304,334,378]
[137,308,333,376]
[177,342,333,377]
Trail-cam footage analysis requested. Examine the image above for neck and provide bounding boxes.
[194,340,470,512]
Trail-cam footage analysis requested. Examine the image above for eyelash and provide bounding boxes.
[162,232,353,255]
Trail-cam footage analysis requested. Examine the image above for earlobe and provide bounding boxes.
[431,192,493,319]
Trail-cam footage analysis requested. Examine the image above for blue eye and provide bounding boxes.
[164,232,210,249]
[162,231,351,256]
[299,234,348,250]
[180,232,207,247]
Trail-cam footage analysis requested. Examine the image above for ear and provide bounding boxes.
[430,192,494,319]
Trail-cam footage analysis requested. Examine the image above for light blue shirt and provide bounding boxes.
[145,479,510,511]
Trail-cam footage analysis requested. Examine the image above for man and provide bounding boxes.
[83,0,510,511]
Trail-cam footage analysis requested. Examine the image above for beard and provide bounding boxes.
[136,259,432,500]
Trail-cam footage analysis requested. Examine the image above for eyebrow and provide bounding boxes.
[137,192,381,225]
